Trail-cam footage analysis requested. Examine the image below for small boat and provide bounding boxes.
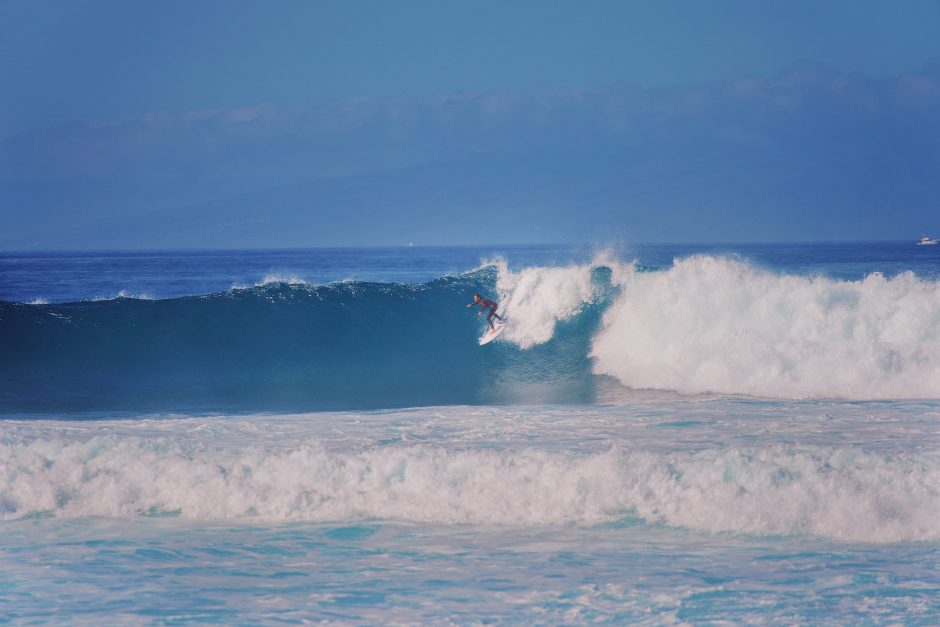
[917,235,937,245]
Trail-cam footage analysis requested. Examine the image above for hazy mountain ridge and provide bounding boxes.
[3,60,938,247]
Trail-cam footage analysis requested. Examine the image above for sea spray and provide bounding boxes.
[489,256,604,349]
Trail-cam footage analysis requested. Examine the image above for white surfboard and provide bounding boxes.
[479,322,506,345]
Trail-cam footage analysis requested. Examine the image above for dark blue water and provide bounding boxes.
[2,242,937,304]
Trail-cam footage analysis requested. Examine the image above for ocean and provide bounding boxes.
[2,242,940,624]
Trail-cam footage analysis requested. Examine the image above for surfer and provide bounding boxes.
[467,293,504,331]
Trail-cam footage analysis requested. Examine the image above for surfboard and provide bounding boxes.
[479,322,506,345]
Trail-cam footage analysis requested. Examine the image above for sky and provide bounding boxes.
[2,0,940,248]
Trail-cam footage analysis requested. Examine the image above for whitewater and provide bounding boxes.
[2,243,940,623]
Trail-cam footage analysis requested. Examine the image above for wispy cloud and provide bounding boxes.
[4,58,936,183]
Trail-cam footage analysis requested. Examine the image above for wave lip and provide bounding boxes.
[592,255,940,400]
[256,273,311,287]
[90,289,154,301]
[3,436,939,543]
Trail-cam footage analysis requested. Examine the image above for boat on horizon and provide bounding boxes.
[917,235,937,245]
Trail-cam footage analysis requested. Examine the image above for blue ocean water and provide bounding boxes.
[2,242,940,624]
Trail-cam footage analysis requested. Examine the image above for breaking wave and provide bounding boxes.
[3,434,939,543]
[2,254,940,413]
[592,255,940,399]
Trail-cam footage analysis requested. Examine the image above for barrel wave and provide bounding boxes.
[3,255,940,414]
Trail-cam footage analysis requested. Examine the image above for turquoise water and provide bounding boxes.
[7,518,940,624]
[2,243,940,623]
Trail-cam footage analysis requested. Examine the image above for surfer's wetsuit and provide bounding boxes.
[470,296,503,330]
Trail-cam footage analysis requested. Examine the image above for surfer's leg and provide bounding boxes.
[486,310,496,330]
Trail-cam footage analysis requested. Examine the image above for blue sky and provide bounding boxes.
[2,0,940,247]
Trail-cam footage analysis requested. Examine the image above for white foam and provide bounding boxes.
[257,274,309,286]
[623,446,940,543]
[27,298,48,305]
[3,436,939,542]
[591,255,940,399]
[490,256,607,349]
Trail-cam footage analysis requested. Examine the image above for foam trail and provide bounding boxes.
[592,255,940,399]
[3,437,940,542]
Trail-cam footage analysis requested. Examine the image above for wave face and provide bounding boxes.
[3,254,940,413]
